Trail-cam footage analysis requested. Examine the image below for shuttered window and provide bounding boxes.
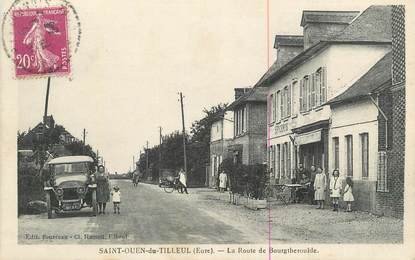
[299,79,304,112]
[321,67,327,104]
[333,137,339,169]
[311,74,316,108]
[292,81,298,116]
[276,91,281,122]
[346,135,353,177]
[361,133,369,179]
[287,142,291,179]
[276,144,281,179]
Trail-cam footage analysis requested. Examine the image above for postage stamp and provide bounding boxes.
[12,7,70,78]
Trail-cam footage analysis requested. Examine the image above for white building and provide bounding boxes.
[257,6,392,187]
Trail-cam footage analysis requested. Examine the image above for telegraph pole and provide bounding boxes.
[159,126,162,165]
[43,77,51,122]
[83,128,86,144]
[146,141,149,174]
[179,92,187,173]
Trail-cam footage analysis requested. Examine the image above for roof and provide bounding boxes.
[300,10,360,26]
[326,51,392,105]
[48,155,94,165]
[227,86,267,110]
[331,5,392,43]
[274,35,303,48]
[255,5,392,89]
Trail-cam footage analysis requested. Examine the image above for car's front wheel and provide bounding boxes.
[91,189,98,216]
[45,191,53,219]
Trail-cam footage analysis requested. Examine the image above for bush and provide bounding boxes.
[220,158,267,199]
[18,167,45,215]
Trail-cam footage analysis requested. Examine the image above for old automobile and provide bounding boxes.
[44,156,97,218]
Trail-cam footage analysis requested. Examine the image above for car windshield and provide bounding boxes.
[52,162,89,175]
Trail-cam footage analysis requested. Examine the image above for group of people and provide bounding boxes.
[95,165,121,215]
[294,164,354,212]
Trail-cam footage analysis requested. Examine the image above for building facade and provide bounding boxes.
[374,5,405,218]
[261,6,392,196]
[227,87,267,166]
[209,111,233,188]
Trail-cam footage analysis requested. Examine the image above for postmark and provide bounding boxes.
[1,0,81,79]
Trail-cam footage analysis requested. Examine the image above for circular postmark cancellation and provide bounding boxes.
[1,0,81,78]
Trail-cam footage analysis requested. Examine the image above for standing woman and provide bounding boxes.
[313,167,327,209]
[96,165,110,214]
[329,169,342,211]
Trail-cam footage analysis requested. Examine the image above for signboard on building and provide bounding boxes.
[295,130,321,145]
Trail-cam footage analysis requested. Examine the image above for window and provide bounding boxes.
[234,107,247,136]
[300,75,310,112]
[292,81,298,116]
[333,137,339,169]
[281,143,286,177]
[361,133,369,178]
[320,67,327,104]
[306,75,312,111]
[346,135,353,177]
[287,85,291,117]
[269,94,275,123]
[310,74,316,108]
[286,142,291,179]
[276,91,281,122]
[276,144,281,179]
[280,89,284,120]
[377,151,388,191]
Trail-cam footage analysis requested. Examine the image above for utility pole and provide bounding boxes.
[43,77,51,123]
[159,126,162,165]
[179,92,187,173]
[146,141,149,175]
[83,128,86,145]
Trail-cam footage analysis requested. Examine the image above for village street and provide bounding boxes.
[19,180,402,244]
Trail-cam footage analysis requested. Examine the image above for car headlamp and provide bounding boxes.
[77,187,85,194]
[56,188,63,196]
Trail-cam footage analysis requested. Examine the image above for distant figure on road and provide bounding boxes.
[132,171,139,187]
[178,168,188,194]
[219,171,227,193]
[96,165,110,214]
[111,185,121,214]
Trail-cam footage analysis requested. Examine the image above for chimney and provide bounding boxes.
[301,10,360,50]
[43,115,55,128]
[274,35,303,69]
[234,88,251,100]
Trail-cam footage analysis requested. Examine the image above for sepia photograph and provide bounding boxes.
[0,0,413,259]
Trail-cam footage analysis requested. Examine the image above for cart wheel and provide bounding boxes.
[164,186,174,193]
[92,190,98,216]
[45,191,53,219]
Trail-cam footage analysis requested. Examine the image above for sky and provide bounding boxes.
[9,0,371,173]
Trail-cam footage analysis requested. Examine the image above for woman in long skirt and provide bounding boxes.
[313,167,326,209]
[96,165,110,214]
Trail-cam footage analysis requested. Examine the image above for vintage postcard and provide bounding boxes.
[0,0,414,259]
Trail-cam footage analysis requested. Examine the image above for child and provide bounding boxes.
[111,185,121,214]
[313,167,326,209]
[343,177,354,212]
[329,169,342,212]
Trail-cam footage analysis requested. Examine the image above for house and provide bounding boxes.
[226,87,267,165]
[208,111,234,187]
[260,5,392,195]
[374,5,405,218]
[326,51,392,213]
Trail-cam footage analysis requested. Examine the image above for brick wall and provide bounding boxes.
[376,87,405,218]
[303,23,348,49]
[378,89,393,151]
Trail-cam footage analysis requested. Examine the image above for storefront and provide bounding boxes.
[292,120,329,173]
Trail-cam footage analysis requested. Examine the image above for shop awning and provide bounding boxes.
[295,130,321,146]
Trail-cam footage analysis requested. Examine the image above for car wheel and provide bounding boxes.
[45,191,53,219]
[92,190,98,216]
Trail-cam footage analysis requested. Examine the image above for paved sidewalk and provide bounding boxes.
[187,187,403,244]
